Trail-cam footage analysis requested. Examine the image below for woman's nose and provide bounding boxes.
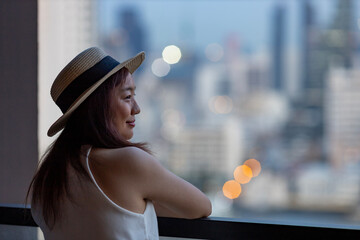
[132,100,140,115]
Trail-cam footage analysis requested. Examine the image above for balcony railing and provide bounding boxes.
[1,204,360,239]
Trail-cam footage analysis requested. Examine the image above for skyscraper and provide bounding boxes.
[327,0,355,69]
[302,0,355,100]
[272,3,286,92]
[300,0,315,91]
[325,68,360,168]
[119,7,146,57]
[104,7,146,61]
[292,0,357,163]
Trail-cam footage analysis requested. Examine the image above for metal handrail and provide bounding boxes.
[1,204,360,239]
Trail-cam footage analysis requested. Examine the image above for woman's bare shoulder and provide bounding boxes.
[90,147,154,170]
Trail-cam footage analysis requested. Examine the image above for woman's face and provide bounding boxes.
[111,73,140,140]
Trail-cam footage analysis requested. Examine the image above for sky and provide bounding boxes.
[98,0,357,54]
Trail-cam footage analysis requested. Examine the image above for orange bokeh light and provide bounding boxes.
[234,165,253,184]
[244,159,261,177]
[222,180,242,199]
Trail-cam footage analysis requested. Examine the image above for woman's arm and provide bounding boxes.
[153,201,180,218]
[111,147,212,219]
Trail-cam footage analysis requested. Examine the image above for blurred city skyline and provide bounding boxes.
[37,0,360,226]
[97,0,360,223]
[98,0,357,54]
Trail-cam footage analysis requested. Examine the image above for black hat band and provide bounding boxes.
[56,56,120,113]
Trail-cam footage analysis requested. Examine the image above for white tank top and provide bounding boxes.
[32,146,159,240]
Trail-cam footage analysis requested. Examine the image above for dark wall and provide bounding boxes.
[0,0,38,204]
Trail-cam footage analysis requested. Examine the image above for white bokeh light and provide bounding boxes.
[162,45,182,64]
[151,58,170,77]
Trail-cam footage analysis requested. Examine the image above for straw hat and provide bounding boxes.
[47,47,145,137]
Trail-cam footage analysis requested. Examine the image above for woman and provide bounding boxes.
[28,47,212,240]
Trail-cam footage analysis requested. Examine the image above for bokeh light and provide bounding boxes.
[222,180,241,199]
[162,45,182,64]
[151,58,170,77]
[205,43,224,62]
[234,165,253,184]
[209,95,233,114]
[244,159,261,177]
[161,109,186,126]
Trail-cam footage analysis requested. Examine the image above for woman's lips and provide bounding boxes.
[127,121,135,127]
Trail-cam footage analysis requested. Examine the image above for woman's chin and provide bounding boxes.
[123,132,133,141]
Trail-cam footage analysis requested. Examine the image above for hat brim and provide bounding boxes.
[47,51,145,137]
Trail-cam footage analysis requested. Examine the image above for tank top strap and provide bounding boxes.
[84,146,152,217]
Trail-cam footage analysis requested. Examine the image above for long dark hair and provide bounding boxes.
[27,67,148,228]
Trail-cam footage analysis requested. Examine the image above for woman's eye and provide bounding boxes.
[124,93,136,100]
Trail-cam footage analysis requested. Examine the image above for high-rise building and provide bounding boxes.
[104,7,146,61]
[328,0,355,69]
[300,0,315,91]
[325,68,360,168]
[286,0,357,163]
[119,8,146,57]
[272,3,286,92]
[302,0,356,107]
